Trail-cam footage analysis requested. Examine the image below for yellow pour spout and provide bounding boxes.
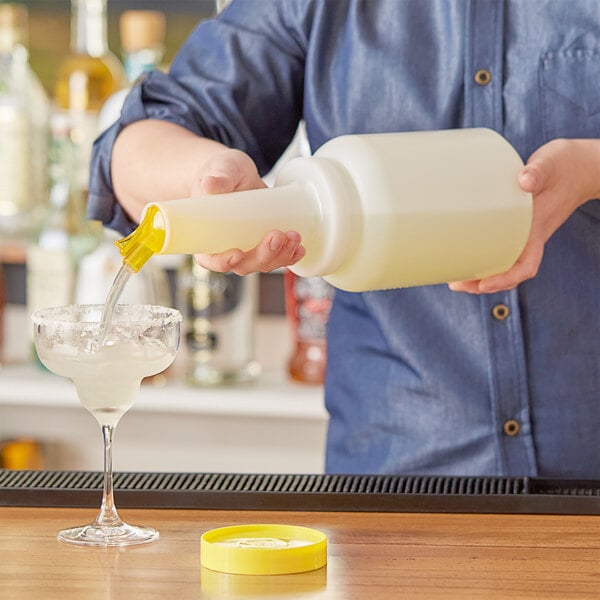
[115,205,166,272]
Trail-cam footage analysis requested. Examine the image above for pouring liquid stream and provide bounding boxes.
[99,264,134,342]
[99,206,166,341]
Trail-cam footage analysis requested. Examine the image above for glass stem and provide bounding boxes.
[95,424,122,528]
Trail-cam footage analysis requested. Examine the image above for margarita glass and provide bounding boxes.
[32,303,181,546]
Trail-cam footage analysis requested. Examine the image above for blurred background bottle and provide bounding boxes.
[98,9,166,132]
[54,0,124,203]
[77,8,169,313]
[27,114,99,326]
[178,257,260,386]
[0,438,44,470]
[27,0,125,329]
[0,2,48,241]
[284,271,333,385]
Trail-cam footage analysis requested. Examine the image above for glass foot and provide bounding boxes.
[57,522,159,546]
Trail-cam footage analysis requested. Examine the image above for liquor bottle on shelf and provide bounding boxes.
[77,8,169,310]
[0,3,48,240]
[177,256,260,386]
[26,113,99,346]
[284,270,333,385]
[31,0,124,356]
[98,9,165,132]
[54,0,125,204]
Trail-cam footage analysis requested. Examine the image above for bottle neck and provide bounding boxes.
[0,24,28,66]
[122,46,163,83]
[0,4,28,54]
[71,0,108,57]
[0,32,26,56]
[0,43,28,78]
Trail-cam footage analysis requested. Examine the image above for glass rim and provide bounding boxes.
[31,303,183,327]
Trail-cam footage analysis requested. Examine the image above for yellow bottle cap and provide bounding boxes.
[115,205,165,272]
[200,524,327,575]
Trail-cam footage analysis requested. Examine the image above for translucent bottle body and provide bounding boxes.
[134,128,532,293]
[0,4,48,238]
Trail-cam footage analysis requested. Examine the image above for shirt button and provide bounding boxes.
[491,303,510,320]
[474,69,492,85]
[503,420,520,436]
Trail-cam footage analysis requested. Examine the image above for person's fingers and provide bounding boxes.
[449,230,544,295]
[230,231,304,275]
[449,156,547,295]
[476,239,543,293]
[518,148,556,195]
[197,174,238,195]
[517,167,538,193]
[451,238,543,295]
[194,248,246,272]
[193,231,305,275]
[256,230,299,263]
[447,279,481,294]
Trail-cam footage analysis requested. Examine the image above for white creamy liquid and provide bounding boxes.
[38,340,175,426]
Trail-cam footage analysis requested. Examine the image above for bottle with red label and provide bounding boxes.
[284,270,334,384]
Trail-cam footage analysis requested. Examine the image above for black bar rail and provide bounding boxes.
[1,470,598,515]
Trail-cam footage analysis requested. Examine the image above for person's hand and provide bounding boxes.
[191,149,306,274]
[449,138,600,294]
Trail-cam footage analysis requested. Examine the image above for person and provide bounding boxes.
[88,0,600,478]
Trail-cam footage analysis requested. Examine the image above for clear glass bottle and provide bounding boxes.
[98,9,165,132]
[37,0,123,348]
[27,114,99,339]
[78,9,169,310]
[178,257,260,386]
[54,0,125,200]
[120,10,165,82]
[0,3,48,240]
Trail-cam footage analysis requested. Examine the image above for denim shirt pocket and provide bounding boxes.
[540,49,600,220]
[540,48,600,139]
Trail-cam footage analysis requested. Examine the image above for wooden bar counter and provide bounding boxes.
[0,507,598,599]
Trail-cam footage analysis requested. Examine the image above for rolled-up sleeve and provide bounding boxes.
[87,0,309,235]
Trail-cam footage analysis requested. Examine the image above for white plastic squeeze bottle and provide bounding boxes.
[116,128,532,292]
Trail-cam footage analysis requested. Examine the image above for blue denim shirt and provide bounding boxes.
[88,0,600,478]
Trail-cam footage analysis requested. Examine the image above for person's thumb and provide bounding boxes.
[191,149,263,197]
[518,164,541,193]
[194,174,236,196]
[191,164,239,197]
[518,153,553,195]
